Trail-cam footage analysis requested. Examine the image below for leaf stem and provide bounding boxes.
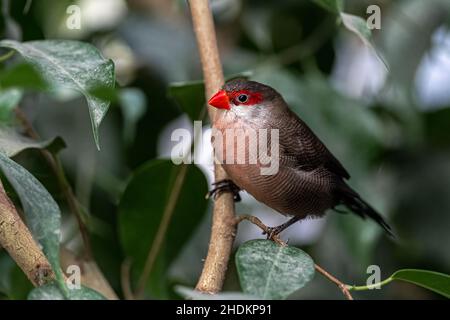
[346,277,393,291]
[0,50,14,63]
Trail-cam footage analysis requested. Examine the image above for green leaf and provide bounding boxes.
[391,269,450,299]
[311,0,344,13]
[118,88,147,144]
[0,40,115,149]
[0,88,22,124]
[0,128,65,157]
[118,160,208,298]
[0,63,48,90]
[28,282,106,300]
[0,152,65,291]
[236,240,315,300]
[175,286,258,300]
[168,80,205,122]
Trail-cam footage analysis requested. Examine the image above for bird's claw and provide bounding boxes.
[263,226,283,241]
[206,179,241,202]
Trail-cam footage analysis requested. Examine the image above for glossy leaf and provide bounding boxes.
[0,152,65,291]
[236,240,315,300]
[28,282,105,300]
[391,269,450,298]
[0,40,115,148]
[118,160,208,298]
[0,63,48,90]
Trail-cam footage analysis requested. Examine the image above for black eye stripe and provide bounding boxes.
[237,94,248,103]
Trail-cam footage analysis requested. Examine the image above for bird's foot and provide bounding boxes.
[206,179,241,202]
[263,225,285,241]
[263,216,301,241]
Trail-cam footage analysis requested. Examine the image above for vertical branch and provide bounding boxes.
[189,0,237,293]
[0,179,55,286]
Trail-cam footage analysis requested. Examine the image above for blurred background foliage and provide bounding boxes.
[0,0,449,299]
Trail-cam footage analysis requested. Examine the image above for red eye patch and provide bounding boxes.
[228,90,263,106]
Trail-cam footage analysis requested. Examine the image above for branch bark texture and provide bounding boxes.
[0,179,55,286]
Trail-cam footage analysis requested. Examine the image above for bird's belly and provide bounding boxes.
[223,163,334,218]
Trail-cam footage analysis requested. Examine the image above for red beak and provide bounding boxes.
[208,90,230,110]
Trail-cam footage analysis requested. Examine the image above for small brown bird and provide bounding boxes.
[207,79,392,238]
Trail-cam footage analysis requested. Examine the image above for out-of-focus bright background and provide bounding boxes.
[1,0,450,299]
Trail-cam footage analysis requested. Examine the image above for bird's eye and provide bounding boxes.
[237,94,248,103]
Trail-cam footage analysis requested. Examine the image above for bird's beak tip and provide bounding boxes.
[208,90,230,110]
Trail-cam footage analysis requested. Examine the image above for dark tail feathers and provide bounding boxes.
[337,185,394,237]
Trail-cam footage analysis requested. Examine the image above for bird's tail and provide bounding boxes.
[336,184,394,237]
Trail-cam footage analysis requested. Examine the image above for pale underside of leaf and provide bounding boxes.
[0,127,64,157]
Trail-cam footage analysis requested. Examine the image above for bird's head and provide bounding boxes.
[208,79,281,116]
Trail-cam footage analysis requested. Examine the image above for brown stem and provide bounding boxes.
[0,179,55,286]
[236,214,354,300]
[189,0,237,294]
[120,258,133,300]
[15,108,93,260]
[314,264,354,300]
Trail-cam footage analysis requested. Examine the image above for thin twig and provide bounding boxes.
[235,215,286,247]
[236,214,354,300]
[121,258,134,300]
[0,50,14,63]
[189,0,237,294]
[15,108,93,260]
[134,164,188,299]
[314,264,353,300]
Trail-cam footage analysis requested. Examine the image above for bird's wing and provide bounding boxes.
[280,110,350,179]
